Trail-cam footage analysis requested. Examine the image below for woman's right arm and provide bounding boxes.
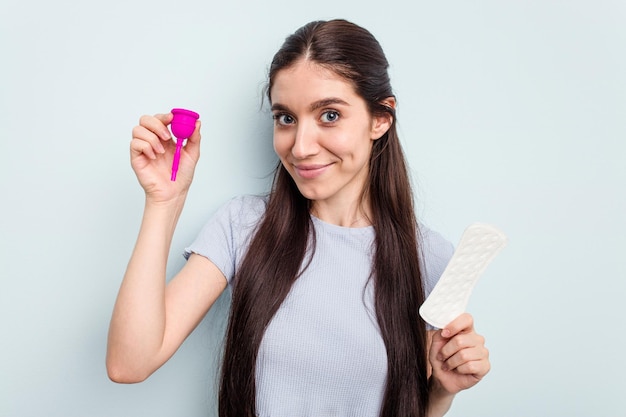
[106,113,227,383]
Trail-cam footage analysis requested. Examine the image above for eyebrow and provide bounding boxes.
[271,97,350,113]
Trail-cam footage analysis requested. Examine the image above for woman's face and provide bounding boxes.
[270,60,392,209]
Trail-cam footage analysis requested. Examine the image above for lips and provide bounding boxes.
[293,163,333,179]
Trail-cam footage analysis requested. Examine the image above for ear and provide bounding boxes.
[371,97,396,140]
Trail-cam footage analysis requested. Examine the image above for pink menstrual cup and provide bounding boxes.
[170,108,200,181]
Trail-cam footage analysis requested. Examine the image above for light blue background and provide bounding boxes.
[1,1,625,416]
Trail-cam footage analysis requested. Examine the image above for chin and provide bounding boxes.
[294,184,327,202]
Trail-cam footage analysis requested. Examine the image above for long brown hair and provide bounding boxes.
[219,19,429,417]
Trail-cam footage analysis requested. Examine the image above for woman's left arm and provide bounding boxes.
[426,313,491,417]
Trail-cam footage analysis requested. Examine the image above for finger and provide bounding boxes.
[187,120,201,144]
[441,313,474,338]
[130,137,157,160]
[429,329,446,358]
[438,332,485,362]
[454,358,491,378]
[132,124,166,155]
[139,114,173,141]
[429,330,451,372]
[442,344,489,372]
[184,120,202,160]
[154,112,174,125]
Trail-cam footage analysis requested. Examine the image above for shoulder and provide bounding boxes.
[220,193,268,213]
[418,224,454,296]
[419,224,454,265]
[186,194,268,255]
[184,195,269,282]
[214,194,268,227]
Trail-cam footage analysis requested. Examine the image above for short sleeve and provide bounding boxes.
[418,225,454,301]
[184,195,267,284]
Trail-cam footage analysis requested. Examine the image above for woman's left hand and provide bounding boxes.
[428,313,490,395]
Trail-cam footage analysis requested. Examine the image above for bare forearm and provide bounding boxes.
[428,378,455,417]
[107,194,186,381]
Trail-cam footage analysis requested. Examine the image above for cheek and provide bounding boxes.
[328,130,373,158]
[272,130,291,157]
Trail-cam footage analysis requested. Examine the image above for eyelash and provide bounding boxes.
[272,113,295,126]
[320,110,340,123]
[272,110,340,126]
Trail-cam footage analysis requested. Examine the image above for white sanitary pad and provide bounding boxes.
[419,223,507,329]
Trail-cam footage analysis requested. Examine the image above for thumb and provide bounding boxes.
[429,329,447,365]
[184,120,202,160]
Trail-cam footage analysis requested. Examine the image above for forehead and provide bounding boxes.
[270,60,359,105]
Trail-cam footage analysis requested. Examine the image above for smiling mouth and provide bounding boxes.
[293,163,333,179]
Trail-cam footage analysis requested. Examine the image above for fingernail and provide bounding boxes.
[162,130,171,140]
[441,329,451,338]
[157,144,165,154]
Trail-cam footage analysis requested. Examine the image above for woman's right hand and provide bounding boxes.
[130,112,202,203]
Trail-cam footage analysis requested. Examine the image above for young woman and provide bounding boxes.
[107,19,490,417]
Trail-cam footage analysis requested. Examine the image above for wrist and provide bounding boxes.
[141,192,188,236]
[145,190,188,210]
[427,377,455,417]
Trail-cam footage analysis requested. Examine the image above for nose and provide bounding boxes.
[291,121,319,159]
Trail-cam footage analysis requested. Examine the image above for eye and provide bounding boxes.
[273,113,295,126]
[320,110,340,123]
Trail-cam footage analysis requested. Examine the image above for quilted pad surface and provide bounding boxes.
[419,223,507,329]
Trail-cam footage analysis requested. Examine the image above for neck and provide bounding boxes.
[310,196,372,228]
